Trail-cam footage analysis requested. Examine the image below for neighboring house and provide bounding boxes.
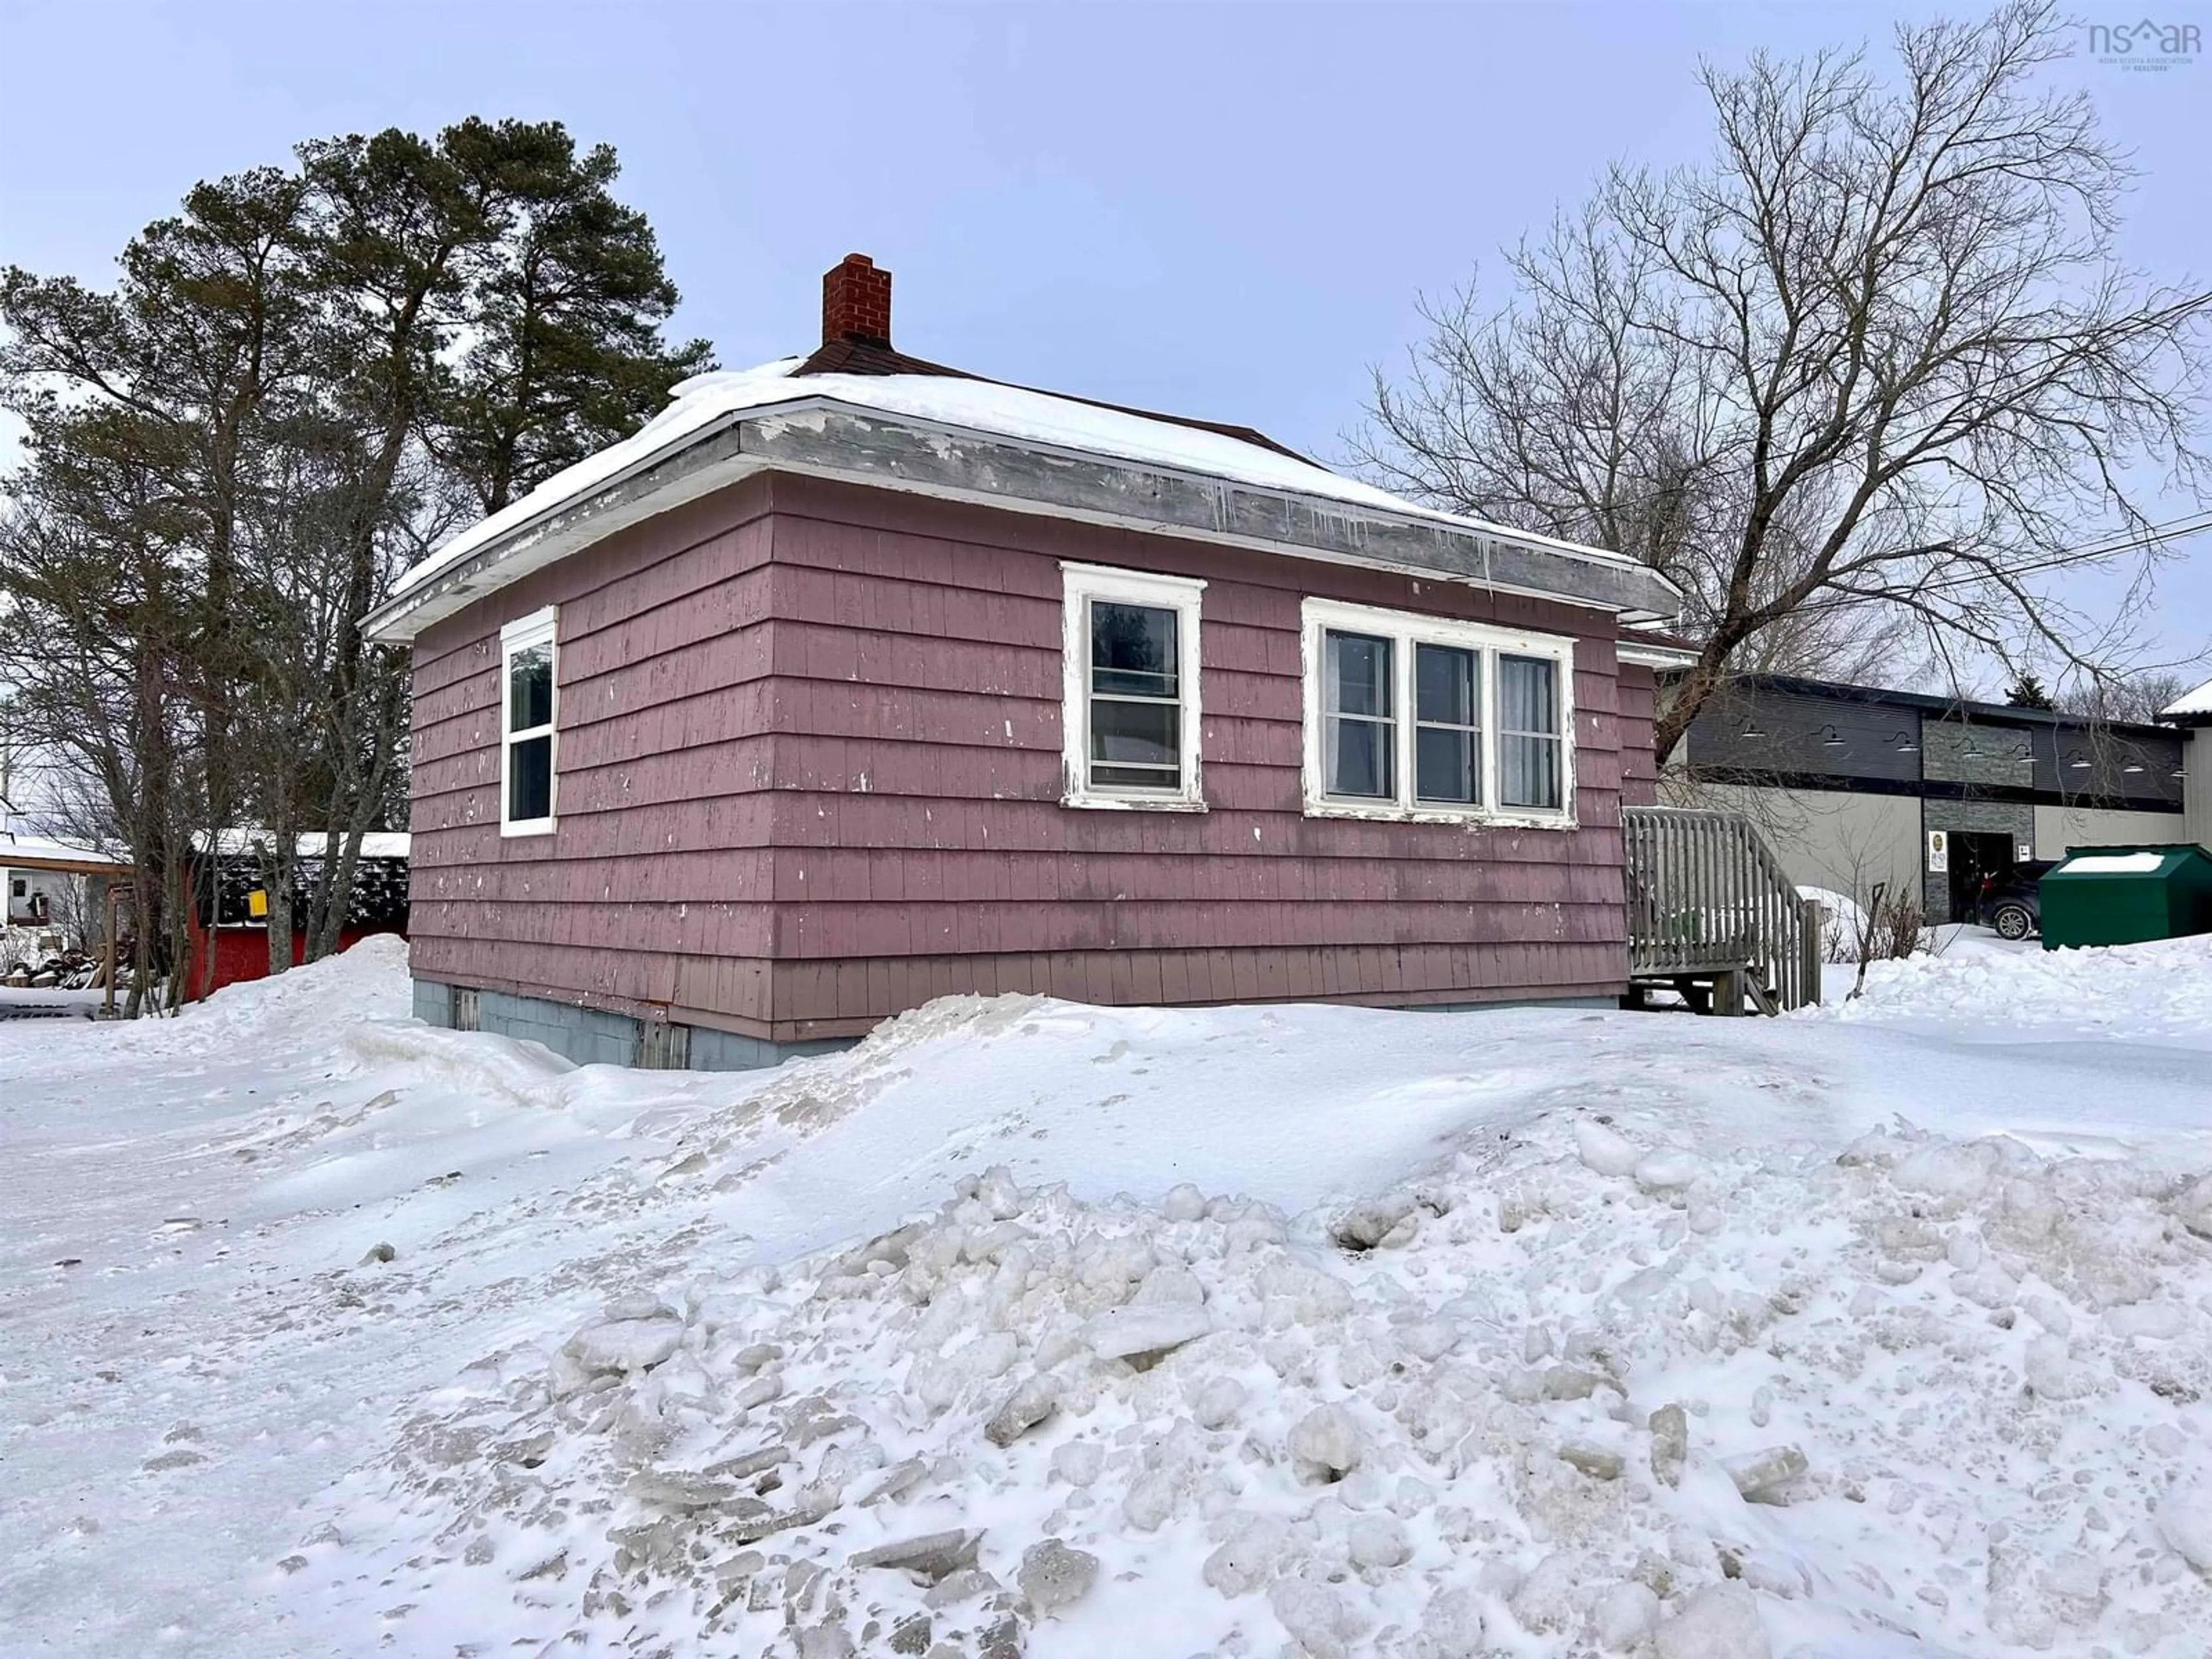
[2157,676,2212,851]
[2,829,410,991]
[1,834,129,946]
[365,255,1681,1070]
[1668,673,2195,923]
[188,832,412,991]
[6,866,59,927]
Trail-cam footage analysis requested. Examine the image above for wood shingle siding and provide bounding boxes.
[1619,664,1659,806]
[407,484,784,1028]
[406,473,1645,1042]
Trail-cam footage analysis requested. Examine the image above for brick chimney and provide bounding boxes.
[821,253,892,347]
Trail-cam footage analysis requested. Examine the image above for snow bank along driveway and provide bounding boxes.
[3,938,2211,1657]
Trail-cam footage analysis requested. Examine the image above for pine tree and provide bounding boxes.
[431,120,714,514]
[1,118,708,987]
[2,167,319,998]
[2005,673,2055,709]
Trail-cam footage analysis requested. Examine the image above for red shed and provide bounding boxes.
[364,256,1682,1069]
[187,833,412,993]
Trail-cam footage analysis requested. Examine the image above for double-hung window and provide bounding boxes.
[1322,630,1396,799]
[1497,653,1565,812]
[1060,562,1206,809]
[1301,598,1574,825]
[499,607,559,836]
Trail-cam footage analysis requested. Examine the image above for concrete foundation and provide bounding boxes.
[407,978,1620,1071]
[409,978,852,1073]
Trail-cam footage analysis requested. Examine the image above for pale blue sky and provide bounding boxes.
[2,0,2205,681]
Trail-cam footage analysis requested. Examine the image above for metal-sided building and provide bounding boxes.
[2158,675,2212,851]
[1668,673,2196,923]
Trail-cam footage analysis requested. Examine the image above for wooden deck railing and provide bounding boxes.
[1623,805,1822,1012]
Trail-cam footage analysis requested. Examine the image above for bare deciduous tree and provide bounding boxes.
[1358,0,2210,760]
[2054,667,2196,725]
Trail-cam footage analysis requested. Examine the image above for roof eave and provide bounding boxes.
[0,848,131,876]
[1618,641,1702,669]
[1664,669,2195,741]
[365,399,1681,644]
[363,416,764,643]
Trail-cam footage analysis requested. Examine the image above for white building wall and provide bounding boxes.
[1673,781,1922,902]
[6,867,63,925]
[2031,804,2192,859]
[3,868,93,940]
[2188,731,2211,852]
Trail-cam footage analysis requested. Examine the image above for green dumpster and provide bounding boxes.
[2038,844,2212,950]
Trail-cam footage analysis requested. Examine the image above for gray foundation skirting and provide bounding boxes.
[408,977,1620,1073]
[1406,997,1619,1013]
[408,979,850,1073]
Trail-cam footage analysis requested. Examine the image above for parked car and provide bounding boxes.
[1974,860,2058,941]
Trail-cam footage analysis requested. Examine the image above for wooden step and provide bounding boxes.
[1625,969,1785,1017]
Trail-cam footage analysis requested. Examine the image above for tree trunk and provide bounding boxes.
[304,827,344,964]
[262,837,295,979]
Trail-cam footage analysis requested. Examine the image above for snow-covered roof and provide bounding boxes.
[0,833,128,873]
[196,830,412,860]
[2161,675,2212,723]
[1616,624,1702,669]
[372,359,1675,639]
[389,359,803,600]
[2,832,412,872]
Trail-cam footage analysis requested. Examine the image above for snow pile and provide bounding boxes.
[2062,853,2171,876]
[1807,932,2212,1050]
[287,1101,2212,1657]
[18,942,2212,1657]
[99,933,415,1059]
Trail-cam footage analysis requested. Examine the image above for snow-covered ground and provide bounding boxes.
[4,936,2210,1658]
[1816,931,2212,1052]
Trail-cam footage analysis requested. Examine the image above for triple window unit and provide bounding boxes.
[1059,566,1575,826]
[1300,597,1573,824]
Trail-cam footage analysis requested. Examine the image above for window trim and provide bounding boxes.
[499,605,560,838]
[1299,597,1577,828]
[1060,562,1207,812]
[1319,627,1400,802]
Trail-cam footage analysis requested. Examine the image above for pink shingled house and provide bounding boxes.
[364,256,1683,1069]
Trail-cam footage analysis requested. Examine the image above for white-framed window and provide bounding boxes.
[499,606,559,836]
[1060,562,1206,810]
[1300,597,1576,827]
